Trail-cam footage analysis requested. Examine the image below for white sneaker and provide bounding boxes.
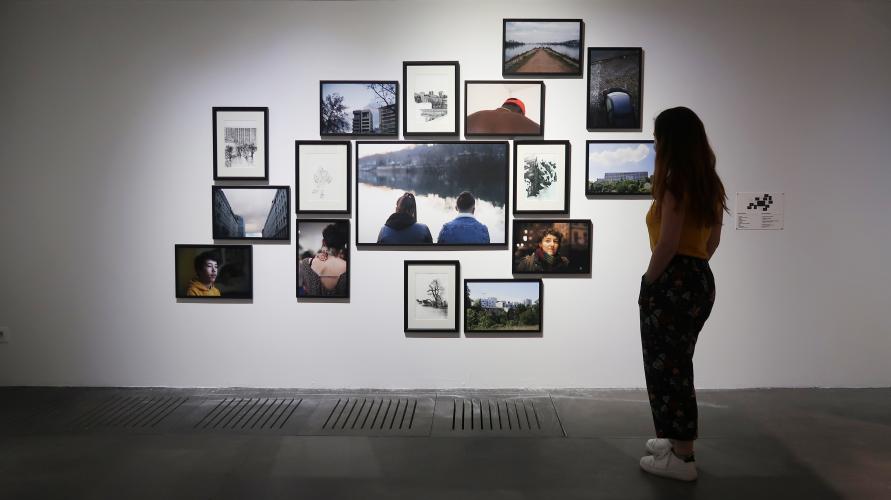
[639,451,698,481]
[645,438,672,456]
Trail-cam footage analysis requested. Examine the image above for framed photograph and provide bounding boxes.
[512,219,592,274]
[586,47,643,130]
[297,219,350,298]
[464,279,543,333]
[403,61,459,136]
[585,140,655,196]
[174,244,253,299]
[320,81,399,136]
[212,186,290,240]
[404,260,460,333]
[513,140,570,214]
[295,141,351,214]
[465,81,544,137]
[503,19,583,77]
[355,141,509,247]
[212,107,268,180]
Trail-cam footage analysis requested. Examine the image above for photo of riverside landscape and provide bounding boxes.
[586,141,655,196]
[465,279,542,333]
[356,142,508,246]
[503,20,582,76]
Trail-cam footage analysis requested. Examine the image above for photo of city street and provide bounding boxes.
[212,187,290,240]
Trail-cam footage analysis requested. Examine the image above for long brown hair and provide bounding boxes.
[652,107,727,226]
[395,192,418,221]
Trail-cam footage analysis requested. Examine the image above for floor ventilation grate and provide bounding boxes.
[432,396,565,437]
[323,397,418,431]
[451,398,542,431]
[69,395,188,430]
[194,397,302,430]
[307,396,434,436]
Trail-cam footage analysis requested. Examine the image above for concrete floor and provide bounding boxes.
[1,388,889,499]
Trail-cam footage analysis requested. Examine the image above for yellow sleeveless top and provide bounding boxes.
[645,200,712,260]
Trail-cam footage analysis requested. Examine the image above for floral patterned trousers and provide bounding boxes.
[639,255,715,440]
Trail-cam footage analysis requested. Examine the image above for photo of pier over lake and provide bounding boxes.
[356,142,508,246]
[503,20,582,76]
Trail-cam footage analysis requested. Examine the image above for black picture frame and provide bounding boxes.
[295,141,352,215]
[174,244,253,299]
[513,140,571,214]
[464,278,543,334]
[296,219,351,299]
[355,140,510,248]
[464,80,545,137]
[511,219,592,275]
[585,140,655,197]
[585,47,643,131]
[319,80,399,137]
[211,185,290,240]
[212,107,269,181]
[403,61,460,137]
[404,260,460,333]
[502,19,584,77]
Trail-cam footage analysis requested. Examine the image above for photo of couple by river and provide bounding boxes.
[503,19,583,76]
[356,142,509,246]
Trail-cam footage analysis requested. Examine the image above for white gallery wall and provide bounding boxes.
[1,0,889,389]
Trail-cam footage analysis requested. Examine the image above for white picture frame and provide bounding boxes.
[403,61,459,136]
[213,107,268,180]
[513,140,570,214]
[404,260,459,333]
[295,141,351,214]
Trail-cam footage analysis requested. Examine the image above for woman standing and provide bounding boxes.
[638,107,727,481]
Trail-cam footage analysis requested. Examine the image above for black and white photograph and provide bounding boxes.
[212,186,290,240]
[586,140,655,196]
[403,61,459,136]
[586,47,643,130]
[297,219,350,299]
[465,81,544,136]
[213,107,268,180]
[320,81,398,136]
[512,220,592,274]
[404,260,460,333]
[356,141,509,247]
[464,279,542,333]
[513,140,570,214]
[503,19,583,76]
[174,244,253,299]
[295,141,351,214]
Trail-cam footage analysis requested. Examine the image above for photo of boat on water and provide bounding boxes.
[502,19,583,76]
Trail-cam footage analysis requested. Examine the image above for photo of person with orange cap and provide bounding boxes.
[465,81,544,136]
